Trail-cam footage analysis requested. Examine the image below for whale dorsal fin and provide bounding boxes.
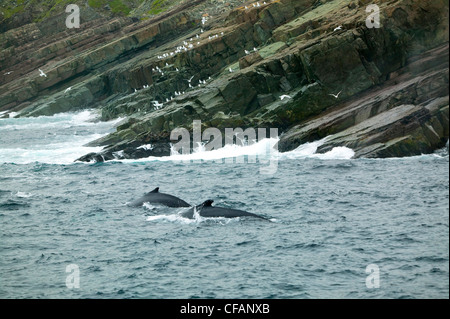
[202,200,214,207]
[150,187,159,193]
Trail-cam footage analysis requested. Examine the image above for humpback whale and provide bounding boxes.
[128,187,191,208]
[180,200,267,220]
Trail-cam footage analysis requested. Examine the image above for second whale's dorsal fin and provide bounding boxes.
[149,187,159,193]
[202,200,214,207]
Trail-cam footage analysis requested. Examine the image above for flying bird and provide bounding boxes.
[334,25,343,31]
[280,95,291,100]
[329,91,342,99]
[64,87,72,93]
[4,71,13,75]
[39,69,47,77]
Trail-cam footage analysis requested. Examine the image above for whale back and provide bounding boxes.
[190,200,267,219]
[128,187,191,207]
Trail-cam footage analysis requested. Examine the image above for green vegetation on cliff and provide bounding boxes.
[147,0,171,15]
[0,0,147,30]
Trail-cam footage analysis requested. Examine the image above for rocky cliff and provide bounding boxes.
[1,0,448,162]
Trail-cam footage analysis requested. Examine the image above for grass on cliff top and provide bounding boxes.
[0,0,145,23]
[1,0,26,20]
[273,0,348,34]
[88,0,137,15]
[147,0,174,15]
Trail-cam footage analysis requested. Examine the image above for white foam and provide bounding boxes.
[118,138,279,163]
[146,214,195,224]
[16,191,32,198]
[278,138,355,160]
[0,110,121,165]
[278,140,324,159]
[127,136,354,163]
[137,144,154,151]
[0,142,104,165]
[146,212,240,225]
[311,146,355,160]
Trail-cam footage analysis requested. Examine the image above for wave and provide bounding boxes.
[114,137,355,164]
[0,144,104,165]
[277,138,355,160]
[146,213,242,225]
[0,110,121,131]
[0,110,123,165]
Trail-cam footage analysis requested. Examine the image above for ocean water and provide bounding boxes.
[0,110,448,299]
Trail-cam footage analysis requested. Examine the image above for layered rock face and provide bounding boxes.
[0,0,448,162]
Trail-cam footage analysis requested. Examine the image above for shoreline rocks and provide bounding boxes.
[1,0,448,162]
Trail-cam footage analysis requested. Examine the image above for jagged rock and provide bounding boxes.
[278,43,449,157]
[239,52,263,69]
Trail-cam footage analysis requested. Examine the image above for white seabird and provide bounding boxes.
[152,101,163,108]
[39,69,47,77]
[329,91,342,99]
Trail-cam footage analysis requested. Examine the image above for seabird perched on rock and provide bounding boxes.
[152,101,163,108]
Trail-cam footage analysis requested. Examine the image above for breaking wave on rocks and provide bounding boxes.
[0,110,356,165]
[0,110,123,165]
